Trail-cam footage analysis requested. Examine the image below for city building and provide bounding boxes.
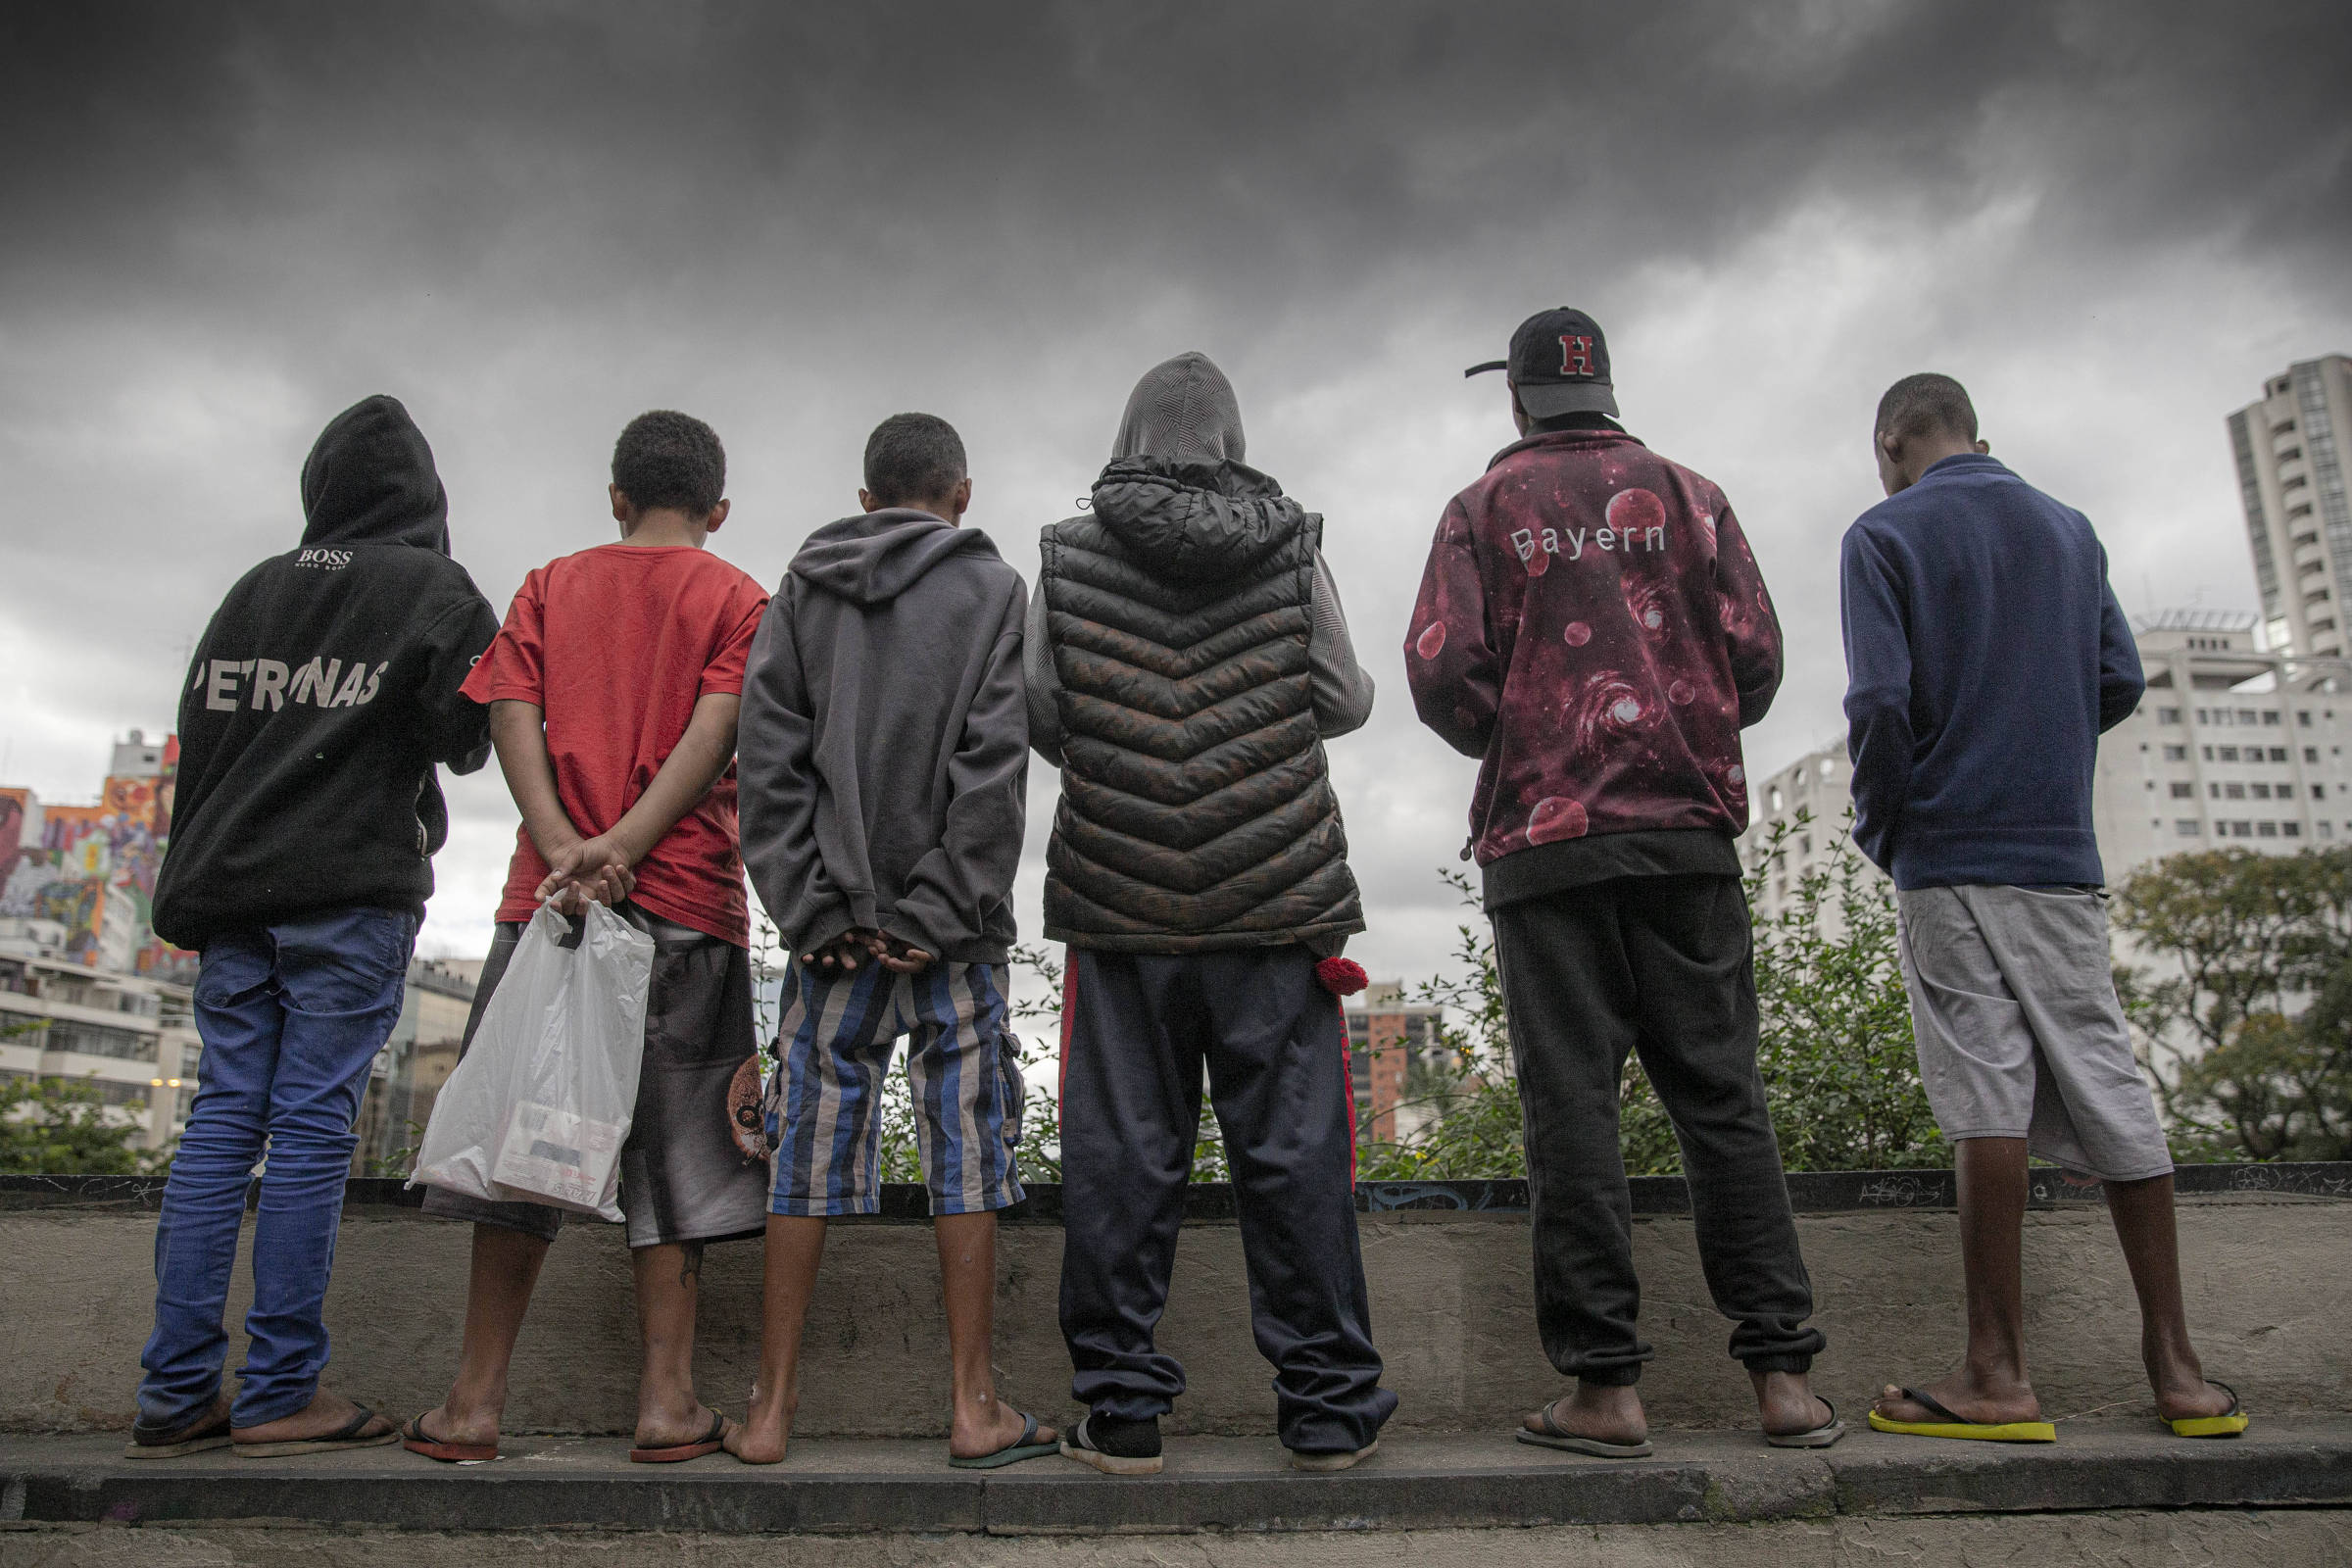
[350,957,480,1176]
[2230,354,2352,661]
[1345,981,1447,1143]
[1,730,188,979]
[0,948,200,1150]
[2089,610,2352,866]
[1739,741,1865,924]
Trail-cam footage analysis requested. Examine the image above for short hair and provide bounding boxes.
[862,413,967,509]
[612,410,726,515]
[1874,373,1978,445]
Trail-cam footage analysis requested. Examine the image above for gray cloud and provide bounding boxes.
[3,1,2348,979]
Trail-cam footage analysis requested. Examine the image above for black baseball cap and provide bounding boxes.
[1465,307,1618,418]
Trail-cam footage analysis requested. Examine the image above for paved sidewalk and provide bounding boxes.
[5,1420,2349,1535]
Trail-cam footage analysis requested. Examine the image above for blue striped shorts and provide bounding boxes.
[767,959,1025,1217]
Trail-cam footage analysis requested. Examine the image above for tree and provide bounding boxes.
[0,1063,164,1176]
[2113,847,2352,1160]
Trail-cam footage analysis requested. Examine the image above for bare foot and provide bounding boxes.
[1749,1369,1833,1438]
[635,1402,731,1453]
[408,1396,501,1451]
[2151,1374,2237,1424]
[231,1391,395,1446]
[725,1382,796,1466]
[949,1394,1057,1460]
[1871,1376,2039,1426]
[1524,1384,1646,1448]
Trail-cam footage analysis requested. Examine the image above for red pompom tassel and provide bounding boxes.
[1315,956,1368,997]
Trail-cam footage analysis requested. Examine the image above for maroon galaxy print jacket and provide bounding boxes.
[1404,429,1781,866]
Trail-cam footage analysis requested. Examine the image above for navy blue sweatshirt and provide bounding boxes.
[1839,454,2142,890]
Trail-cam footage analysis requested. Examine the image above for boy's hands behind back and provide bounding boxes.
[799,928,934,976]
[872,931,934,974]
[536,833,637,914]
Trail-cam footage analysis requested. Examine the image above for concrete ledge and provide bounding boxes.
[5,1422,2348,1536]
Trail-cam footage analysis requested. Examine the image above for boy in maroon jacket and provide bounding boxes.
[1405,309,1838,1455]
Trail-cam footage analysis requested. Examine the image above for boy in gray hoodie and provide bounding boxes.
[731,413,1052,1467]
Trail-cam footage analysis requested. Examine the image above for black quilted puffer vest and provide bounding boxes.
[1040,457,1365,954]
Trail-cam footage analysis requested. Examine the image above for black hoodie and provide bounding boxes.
[151,396,502,947]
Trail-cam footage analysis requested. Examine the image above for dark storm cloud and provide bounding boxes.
[3,1,2348,970]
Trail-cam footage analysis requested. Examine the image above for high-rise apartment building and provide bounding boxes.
[2230,354,2352,660]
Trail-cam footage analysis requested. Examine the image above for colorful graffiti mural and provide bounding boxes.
[0,737,190,976]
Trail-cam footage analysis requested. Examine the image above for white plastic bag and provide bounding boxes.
[408,901,655,1222]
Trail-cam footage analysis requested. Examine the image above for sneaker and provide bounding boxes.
[1060,1412,1163,1476]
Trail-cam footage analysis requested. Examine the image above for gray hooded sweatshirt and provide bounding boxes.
[1025,352,1373,763]
[738,509,1028,964]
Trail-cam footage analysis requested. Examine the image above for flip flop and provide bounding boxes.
[2167,1380,2251,1439]
[1765,1396,1846,1448]
[948,1410,1060,1469]
[402,1411,498,1464]
[1866,1386,2056,1444]
[124,1404,233,1459]
[1514,1398,1653,1458]
[630,1410,730,1463]
[234,1404,402,1458]
[1291,1437,1380,1472]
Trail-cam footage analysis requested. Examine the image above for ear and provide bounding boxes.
[609,483,630,525]
[1974,438,1991,455]
[858,488,880,514]
[948,476,973,520]
[704,498,731,534]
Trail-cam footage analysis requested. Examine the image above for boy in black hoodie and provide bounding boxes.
[132,396,499,1459]
[732,413,1049,1467]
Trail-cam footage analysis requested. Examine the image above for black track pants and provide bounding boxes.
[1493,875,1824,1385]
[1055,945,1397,1451]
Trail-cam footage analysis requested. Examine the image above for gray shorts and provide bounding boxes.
[1895,884,2173,1183]
[420,905,769,1250]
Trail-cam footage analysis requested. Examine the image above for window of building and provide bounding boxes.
[2239,709,2261,724]
[2279,447,2304,462]
[1769,787,1783,812]
[36,1021,159,1062]
[2284,822,2303,838]
[2198,708,2216,725]
[2322,821,2335,840]
[2159,707,2182,724]
[2264,710,2282,725]
[2219,746,2240,761]
[2302,711,2316,727]
[2251,783,2272,799]
[2259,821,2280,838]
[2178,820,2202,836]
[1818,759,1835,778]
[2164,744,2188,760]
[2308,747,2322,762]
[2319,785,2330,800]
[2232,820,2256,837]
[2209,782,2222,798]
[2225,782,2246,799]
[2170,782,2194,798]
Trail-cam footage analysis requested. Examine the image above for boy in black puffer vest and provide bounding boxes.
[1029,352,1396,1474]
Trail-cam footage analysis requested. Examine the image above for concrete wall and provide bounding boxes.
[8,1194,2347,1436]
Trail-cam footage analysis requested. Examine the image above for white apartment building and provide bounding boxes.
[1740,742,1860,922]
[2231,354,2352,661]
[2090,610,2352,865]
[0,945,200,1151]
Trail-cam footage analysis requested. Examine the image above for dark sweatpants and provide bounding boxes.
[1056,946,1396,1452]
[1493,875,1824,1385]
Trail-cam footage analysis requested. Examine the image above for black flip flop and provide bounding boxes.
[631,1410,730,1463]
[234,1404,401,1458]
[1514,1398,1653,1458]
[948,1410,1060,1469]
[124,1404,233,1459]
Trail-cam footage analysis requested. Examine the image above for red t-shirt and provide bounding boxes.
[464,543,770,946]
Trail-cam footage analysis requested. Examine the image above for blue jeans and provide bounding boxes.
[137,906,416,1430]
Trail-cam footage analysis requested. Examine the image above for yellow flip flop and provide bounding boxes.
[1866,1387,2056,1443]
[2168,1380,2250,1439]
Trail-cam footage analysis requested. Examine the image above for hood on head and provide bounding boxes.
[1112,352,1245,466]
[788,509,1001,605]
[300,395,450,553]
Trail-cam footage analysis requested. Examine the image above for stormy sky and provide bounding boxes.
[4,2,2349,983]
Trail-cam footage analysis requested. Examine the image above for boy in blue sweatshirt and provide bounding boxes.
[1841,373,2245,1444]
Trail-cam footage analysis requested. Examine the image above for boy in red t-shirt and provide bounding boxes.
[405,412,771,1465]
